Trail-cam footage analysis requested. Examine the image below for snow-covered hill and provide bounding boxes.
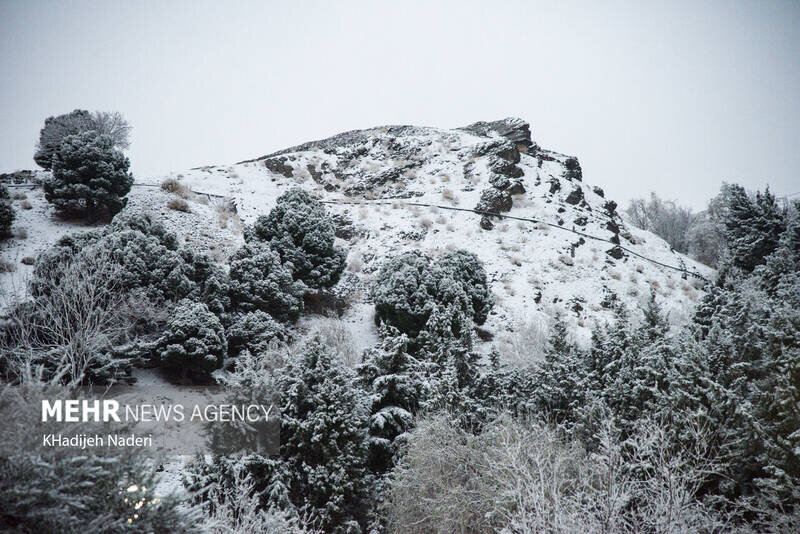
[1,118,712,358]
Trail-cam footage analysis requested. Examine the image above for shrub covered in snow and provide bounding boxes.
[0,184,15,238]
[30,213,228,310]
[226,310,287,357]
[372,249,493,337]
[157,299,226,378]
[246,187,346,289]
[228,242,305,322]
[43,130,134,221]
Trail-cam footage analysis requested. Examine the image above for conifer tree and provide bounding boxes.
[277,338,373,532]
[247,187,346,289]
[0,184,15,238]
[357,327,429,474]
[228,242,305,322]
[44,130,134,221]
[157,299,227,379]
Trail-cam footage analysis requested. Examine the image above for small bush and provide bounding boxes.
[161,177,191,198]
[21,256,35,265]
[0,260,16,273]
[12,192,26,200]
[167,197,190,212]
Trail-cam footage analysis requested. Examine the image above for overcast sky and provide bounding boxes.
[1,0,798,209]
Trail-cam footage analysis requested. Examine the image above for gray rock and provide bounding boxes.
[489,156,524,179]
[476,188,513,214]
[507,181,526,195]
[458,117,533,149]
[564,157,582,181]
[565,187,584,205]
[262,156,294,178]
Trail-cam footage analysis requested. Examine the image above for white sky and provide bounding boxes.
[1,0,798,209]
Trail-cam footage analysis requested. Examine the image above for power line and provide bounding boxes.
[142,183,711,283]
[319,198,711,283]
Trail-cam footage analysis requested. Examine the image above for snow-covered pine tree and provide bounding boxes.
[357,326,430,474]
[372,250,438,337]
[184,251,231,316]
[247,187,346,290]
[157,299,227,380]
[228,241,305,322]
[0,184,15,238]
[683,201,800,506]
[33,109,95,169]
[530,313,585,426]
[44,130,134,221]
[226,310,287,357]
[722,184,786,273]
[432,250,494,327]
[372,249,494,338]
[277,337,373,532]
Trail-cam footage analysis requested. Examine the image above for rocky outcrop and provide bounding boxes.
[565,187,584,205]
[262,156,294,178]
[458,117,533,150]
[477,188,513,214]
[564,157,582,181]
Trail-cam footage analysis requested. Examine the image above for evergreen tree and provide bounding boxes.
[372,250,494,338]
[157,299,227,379]
[0,184,15,238]
[226,310,287,357]
[531,313,585,426]
[277,338,373,532]
[228,242,305,322]
[33,109,94,169]
[44,130,134,221]
[357,327,429,474]
[432,250,494,326]
[722,184,786,272]
[247,187,346,289]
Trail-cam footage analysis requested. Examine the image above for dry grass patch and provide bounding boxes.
[160,177,191,198]
[167,198,190,212]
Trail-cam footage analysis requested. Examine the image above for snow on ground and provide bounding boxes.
[140,119,712,354]
[2,118,713,360]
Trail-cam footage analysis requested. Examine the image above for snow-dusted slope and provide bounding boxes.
[144,118,712,348]
[2,118,712,356]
